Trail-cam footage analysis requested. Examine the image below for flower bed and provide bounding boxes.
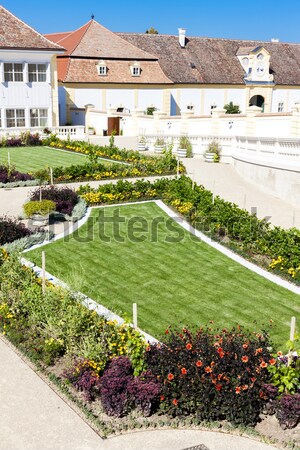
[28,185,80,216]
[77,176,300,284]
[0,216,33,245]
[0,165,34,183]
[0,251,299,437]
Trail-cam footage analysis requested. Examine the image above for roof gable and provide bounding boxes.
[0,5,64,51]
[55,20,157,60]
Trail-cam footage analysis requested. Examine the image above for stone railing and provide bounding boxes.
[0,125,85,140]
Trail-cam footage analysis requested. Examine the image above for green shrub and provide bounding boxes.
[23,200,55,217]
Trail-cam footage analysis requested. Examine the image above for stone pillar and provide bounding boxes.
[153,110,168,134]
[210,108,226,135]
[129,108,145,136]
[245,105,261,136]
[84,104,95,133]
[291,103,300,137]
[180,109,195,134]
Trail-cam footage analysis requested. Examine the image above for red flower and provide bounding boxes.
[235,386,241,394]
[255,348,263,355]
[269,358,276,365]
[172,398,178,406]
[216,384,222,391]
[205,366,212,373]
[165,329,169,335]
[181,367,187,375]
[167,373,174,381]
[160,395,165,401]
[242,344,248,349]
[250,377,256,383]
[196,360,203,367]
[242,384,249,390]
[260,361,268,368]
[242,356,249,363]
[186,343,192,350]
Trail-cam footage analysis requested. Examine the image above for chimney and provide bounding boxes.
[271,38,279,43]
[178,28,186,48]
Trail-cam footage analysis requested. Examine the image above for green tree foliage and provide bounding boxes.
[145,27,159,34]
[224,101,241,114]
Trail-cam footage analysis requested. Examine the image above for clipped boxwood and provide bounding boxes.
[23,200,56,217]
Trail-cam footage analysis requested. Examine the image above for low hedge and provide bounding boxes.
[77,176,300,283]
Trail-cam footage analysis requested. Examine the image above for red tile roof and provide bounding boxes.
[0,5,64,51]
[45,20,156,59]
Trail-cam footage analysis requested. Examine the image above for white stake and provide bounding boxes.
[39,186,42,202]
[42,251,46,295]
[177,157,180,178]
[7,151,10,167]
[50,167,53,185]
[288,316,296,366]
[133,303,138,329]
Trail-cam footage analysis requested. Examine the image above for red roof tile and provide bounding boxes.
[0,5,64,51]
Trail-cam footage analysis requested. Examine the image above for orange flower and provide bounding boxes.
[269,358,276,365]
[160,395,165,401]
[205,366,212,373]
[260,361,268,368]
[217,347,225,358]
[186,343,192,350]
[172,398,178,406]
[255,348,263,355]
[181,367,187,375]
[242,356,249,363]
[145,345,150,352]
[242,344,248,349]
[277,351,283,357]
[196,360,203,367]
[235,386,241,394]
[242,384,249,390]
[167,373,174,381]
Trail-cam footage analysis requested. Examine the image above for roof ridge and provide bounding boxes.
[0,5,64,50]
[58,20,93,55]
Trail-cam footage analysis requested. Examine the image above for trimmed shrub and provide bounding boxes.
[127,370,161,416]
[23,200,56,217]
[0,165,33,183]
[29,186,79,215]
[145,325,273,425]
[100,356,134,417]
[0,216,32,245]
[276,394,300,429]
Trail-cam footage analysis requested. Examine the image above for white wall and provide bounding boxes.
[74,88,102,109]
[0,49,55,128]
[106,89,134,111]
[137,89,163,111]
[180,89,201,115]
[203,89,226,114]
[226,89,246,112]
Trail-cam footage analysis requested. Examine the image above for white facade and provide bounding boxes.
[0,50,57,129]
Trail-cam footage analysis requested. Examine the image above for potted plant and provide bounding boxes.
[137,136,147,151]
[204,140,221,163]
[23,200,56,226]
[177,135,193,158]
[154,137,165,154]
[87,126,95,135]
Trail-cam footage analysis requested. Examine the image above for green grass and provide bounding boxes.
[26,202,300,347]
[0,146,103,172]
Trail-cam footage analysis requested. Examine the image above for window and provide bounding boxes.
[30,108,48,127]
[277,102,284,113]
[6,109,25,127]
[97,60,107,76]
[130,62,141,76]
[187,104,194,111]
[4,63,23,82]
[132,66,140,76]
[0,110,1,128]
[28,64,47,82]
[210,103,217,114]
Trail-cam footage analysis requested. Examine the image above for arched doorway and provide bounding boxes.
[249,95,265,112]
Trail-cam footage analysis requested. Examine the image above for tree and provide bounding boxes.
[145,27,158,34]
[224,101,241,114]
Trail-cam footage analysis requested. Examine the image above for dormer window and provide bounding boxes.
[130,62,141,77]
[97,60,107,76]
[257,53,264,61]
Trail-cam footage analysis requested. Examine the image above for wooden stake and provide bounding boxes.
[50,167,53,185]
[42,251,46,295]
[133,303,138,329]
[288,316,296,366]
[7,151,10,168]
[176,157,180,178]
[39,186,42,202]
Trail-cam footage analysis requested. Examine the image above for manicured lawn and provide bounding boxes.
[26,202,300,347]
[0,146,103,172]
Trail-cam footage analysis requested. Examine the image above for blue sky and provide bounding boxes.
[2,0,299,43]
